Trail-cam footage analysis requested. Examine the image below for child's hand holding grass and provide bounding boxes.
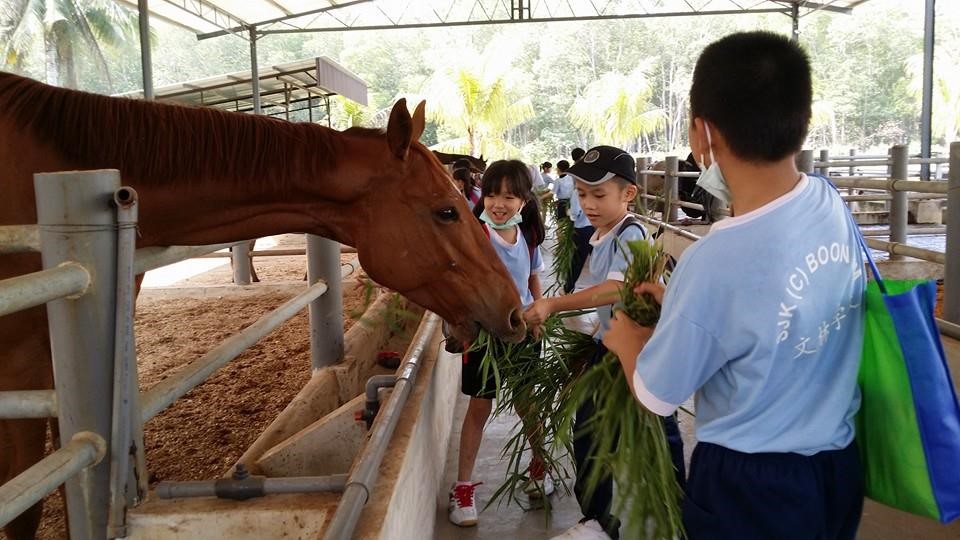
[602,311,652,364]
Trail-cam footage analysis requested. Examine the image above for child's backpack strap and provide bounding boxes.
[612,214,647,255]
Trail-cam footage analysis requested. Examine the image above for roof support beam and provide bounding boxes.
[257,7,791,34]
[196,0,374,40]
[162,0,248,32]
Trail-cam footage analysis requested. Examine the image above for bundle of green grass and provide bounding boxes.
[476,238,683,538]
[549,213,576,294]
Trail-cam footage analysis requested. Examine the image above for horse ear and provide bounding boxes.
[386,98,413,160]
[411,101,426,142]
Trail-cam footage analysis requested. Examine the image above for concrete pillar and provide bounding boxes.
[889,145,909,261]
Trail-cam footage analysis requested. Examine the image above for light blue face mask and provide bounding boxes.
[480,209,524,230]
[696,122,733,205]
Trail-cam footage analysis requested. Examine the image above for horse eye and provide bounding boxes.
[435,207,459,222]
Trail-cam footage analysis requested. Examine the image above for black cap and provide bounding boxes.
[567,145,637,185]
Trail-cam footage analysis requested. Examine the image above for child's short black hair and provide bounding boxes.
[557,160,570,173]
[540,161,552,172]
[690,31,812,162]
[571,148,585,162]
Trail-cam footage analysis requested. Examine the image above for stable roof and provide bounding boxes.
[119,57,367,114]
[117,1,873,37]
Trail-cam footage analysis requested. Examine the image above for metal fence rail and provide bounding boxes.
[0,169,349,539]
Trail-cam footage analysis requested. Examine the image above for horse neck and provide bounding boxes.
[132,130,371,248]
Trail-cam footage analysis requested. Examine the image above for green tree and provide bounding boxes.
[1,0,138,90]
[568,65,664,151]
[420,40,534,157]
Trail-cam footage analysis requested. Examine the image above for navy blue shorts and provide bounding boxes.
[683,441,863,540]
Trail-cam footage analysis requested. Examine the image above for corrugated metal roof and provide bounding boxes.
[119,57,367,114]
[116,0,873,36]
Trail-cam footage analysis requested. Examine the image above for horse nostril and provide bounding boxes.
[509,308,523,330]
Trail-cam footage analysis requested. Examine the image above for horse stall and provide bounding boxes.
[0,169,456,539]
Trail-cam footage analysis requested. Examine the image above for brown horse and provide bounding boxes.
[0,72,523,539]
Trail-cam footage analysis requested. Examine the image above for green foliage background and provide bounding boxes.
[3,0,958,163]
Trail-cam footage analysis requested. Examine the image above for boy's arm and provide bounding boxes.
[524,279,621,325]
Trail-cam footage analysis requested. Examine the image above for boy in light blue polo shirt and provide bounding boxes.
[603,32,865,540]
[525,145,685,540]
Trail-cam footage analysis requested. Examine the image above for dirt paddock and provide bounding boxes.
[14,239,406,540]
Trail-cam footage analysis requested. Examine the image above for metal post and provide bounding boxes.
[34,170,120,540]
[797,149,814,174]
[107,187,143,538]
[944,142,960,324]
[791,2,800,42]
[249,26,262,115]
[137,0,153,100]
[889,145,909,261]
[664,155,679,223]
[231,242,252,285]
[636,156,650,215]
[920,0,936,180]
[817,149,830,177]
[848,148,856,176]
[307,235,343,369]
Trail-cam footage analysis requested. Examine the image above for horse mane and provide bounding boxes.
[0,72,345,188]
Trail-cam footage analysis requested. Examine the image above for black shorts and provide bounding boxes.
[461,336,542,399]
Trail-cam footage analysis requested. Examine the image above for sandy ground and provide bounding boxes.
[12,236,384,540]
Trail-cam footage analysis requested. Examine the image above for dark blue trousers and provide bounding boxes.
[564,225,595,293]
[572,343,686,539]
[683,441,863,540]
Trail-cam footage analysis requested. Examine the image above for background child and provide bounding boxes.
[525,146,685,540]
[603,31,865,540]
[564,147,596,294]
[449,159,552,527]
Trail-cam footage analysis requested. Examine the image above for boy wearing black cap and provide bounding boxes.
[525,145,685,540]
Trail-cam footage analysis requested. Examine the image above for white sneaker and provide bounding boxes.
[523,474,555,499]
[448,482,480,527]
[549,519,612,540]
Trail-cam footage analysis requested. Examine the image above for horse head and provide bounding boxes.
[338,100,524,343]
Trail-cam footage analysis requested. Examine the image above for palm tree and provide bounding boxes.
[569,64,665,151]
[420,42,534,158]
[1,0,138,90]
[908,52,960,145]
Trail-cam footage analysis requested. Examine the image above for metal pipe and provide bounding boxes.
[323,313,441,540]
[156,473,348,499]
[812,159,890,167]
[231,241,252,285]
[944,142,960,324]
[920,0,936,180]
[0,225,39,254]
[797,150,814,174]
[638,170,700,178]
[863,238,945,264]
[358,375,398,428]
[938,318,960,341]
[0,432,106,529]
[137,0,153,100]
[842,193,947,202]
[861,227,946,237]
[307,235,343,370]
[134,243,237,274]
[0,263,90,318]
[889,146,909,260]
[140,281,328,421]
[0,390,57,419]
[637,157,650,214]
[108,187,143,538]
[35,169,121,540]
[830,178,948,194]
[664,156,679,223]
[634,215,703,242]
[818,149,830,177]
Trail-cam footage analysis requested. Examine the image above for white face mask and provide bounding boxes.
[480,209,524,230]
[696,122,732,205]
